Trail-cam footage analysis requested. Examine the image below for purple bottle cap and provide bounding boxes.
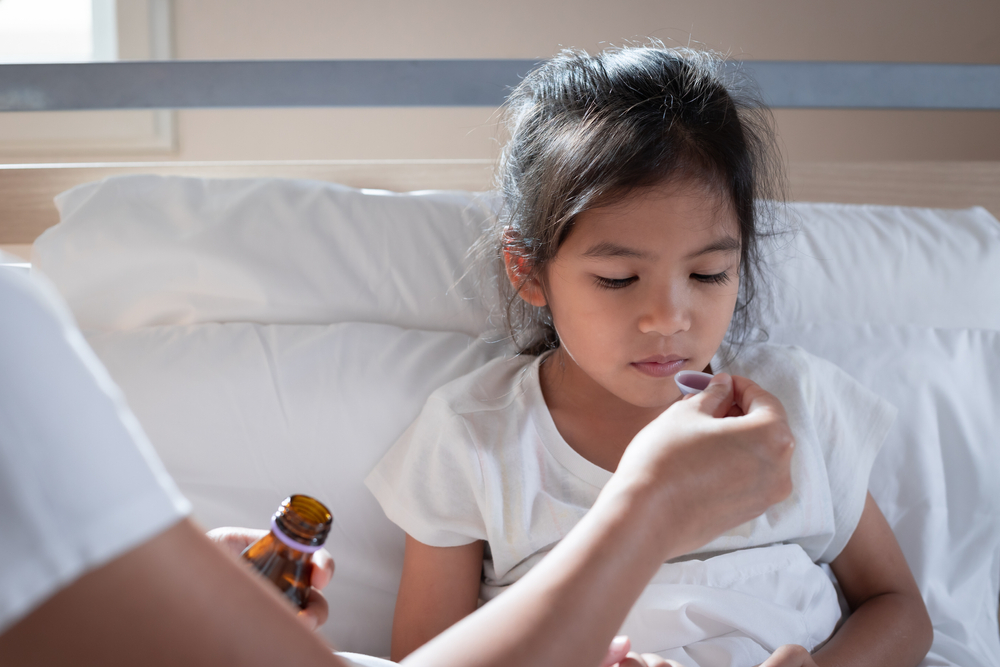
[270,516,323,554]
[675,370,714,396]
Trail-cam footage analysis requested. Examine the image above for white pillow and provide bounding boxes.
[35,175,500,337]
[35,177,1000,335]
[85,321,506,655]
[763,203,1000,330]
[766,323,1000,667]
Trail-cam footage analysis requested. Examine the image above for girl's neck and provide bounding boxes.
[538,348,674,473]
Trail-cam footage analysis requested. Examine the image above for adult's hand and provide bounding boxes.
[610,372,795,563]
[207,526,335,631]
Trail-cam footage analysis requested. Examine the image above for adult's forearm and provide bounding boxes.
[401,482,672,667]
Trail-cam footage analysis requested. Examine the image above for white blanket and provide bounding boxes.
[620,544,841,666]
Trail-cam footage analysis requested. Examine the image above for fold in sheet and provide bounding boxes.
[619,544,842,666]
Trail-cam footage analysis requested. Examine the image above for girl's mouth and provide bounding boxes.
[630,357,687,378]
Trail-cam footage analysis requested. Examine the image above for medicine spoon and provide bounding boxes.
[674,370,714,396]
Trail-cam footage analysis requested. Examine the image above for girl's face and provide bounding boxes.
[520,180,741,410]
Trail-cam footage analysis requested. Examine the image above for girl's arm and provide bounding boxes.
[791,493,933,667]
[391,535,484,661]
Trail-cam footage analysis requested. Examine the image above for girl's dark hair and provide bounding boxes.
[478,44,785,360]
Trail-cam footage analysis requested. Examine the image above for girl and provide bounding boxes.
[365,45,932,667]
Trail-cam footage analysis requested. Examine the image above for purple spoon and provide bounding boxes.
[674,370,714,396]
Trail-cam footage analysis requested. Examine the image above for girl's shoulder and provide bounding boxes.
[719,342,866,415]
[721,341,896,438]
[425,352,542,417]
[718,342,816,392]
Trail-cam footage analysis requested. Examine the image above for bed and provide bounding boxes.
[1,58,999,666]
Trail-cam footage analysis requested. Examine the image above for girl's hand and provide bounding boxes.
[600,636,690,667]
[600,636,631,667]
[756,644,819,667]
[615,653,688,667]
[206,526,335,631]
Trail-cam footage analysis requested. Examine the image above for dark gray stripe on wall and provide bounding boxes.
[0,60,538,111]
[0,60,998,111]
[728,61,1000,110]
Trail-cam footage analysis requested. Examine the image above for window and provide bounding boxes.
[0,0,117,63]
[0,0,174,158]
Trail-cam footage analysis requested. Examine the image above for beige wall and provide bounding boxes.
[3,0,999,163]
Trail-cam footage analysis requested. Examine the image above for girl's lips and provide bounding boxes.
[630,357,687,378]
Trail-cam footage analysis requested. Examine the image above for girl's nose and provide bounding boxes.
[637,289,691,336]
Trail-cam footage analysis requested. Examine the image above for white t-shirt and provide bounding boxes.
[0,261,191,634]
[365,343,896,601]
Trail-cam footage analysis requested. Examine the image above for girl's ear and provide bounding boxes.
[502,229,547,308]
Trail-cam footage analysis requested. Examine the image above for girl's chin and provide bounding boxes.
[614,387,684,411]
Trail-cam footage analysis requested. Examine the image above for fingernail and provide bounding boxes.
[611,636,629,650]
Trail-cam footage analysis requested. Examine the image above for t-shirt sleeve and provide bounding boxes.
[364,395,488,547]
[804,352,897,562]
[0,267,191,634]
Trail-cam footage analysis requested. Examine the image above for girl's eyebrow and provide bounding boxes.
[685,236,742,259]
[581,241,648,259]
[582,236,741,260]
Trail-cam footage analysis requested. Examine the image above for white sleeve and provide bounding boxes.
[0,267,191,634]
[364,395,488,547]
[804,353,897,563]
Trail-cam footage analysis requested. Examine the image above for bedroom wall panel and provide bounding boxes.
[171,0,1000,63]
[1,0,998,165]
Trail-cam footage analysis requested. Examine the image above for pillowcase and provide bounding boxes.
[766,323,1000,667]
[35,175,500,337]
[35,176,1000,333]
[85,321,507,655]
[761,203,1000,330]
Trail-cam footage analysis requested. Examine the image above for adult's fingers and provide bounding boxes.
[297,587,329,631]
[728,376,796,464]
[205,526,269,559]
[730,375,788,425]
[310,548,335,590]
[686,372,735,418]
[599,636,631,667]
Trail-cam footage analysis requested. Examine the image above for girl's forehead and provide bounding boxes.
[568,182,739,248]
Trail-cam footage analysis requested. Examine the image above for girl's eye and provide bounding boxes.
[595,276,638,290]
[692,271,732,286]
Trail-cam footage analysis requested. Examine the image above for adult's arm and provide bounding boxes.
[0,518,348,666]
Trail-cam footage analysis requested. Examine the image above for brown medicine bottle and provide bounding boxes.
[241,494,333,609]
